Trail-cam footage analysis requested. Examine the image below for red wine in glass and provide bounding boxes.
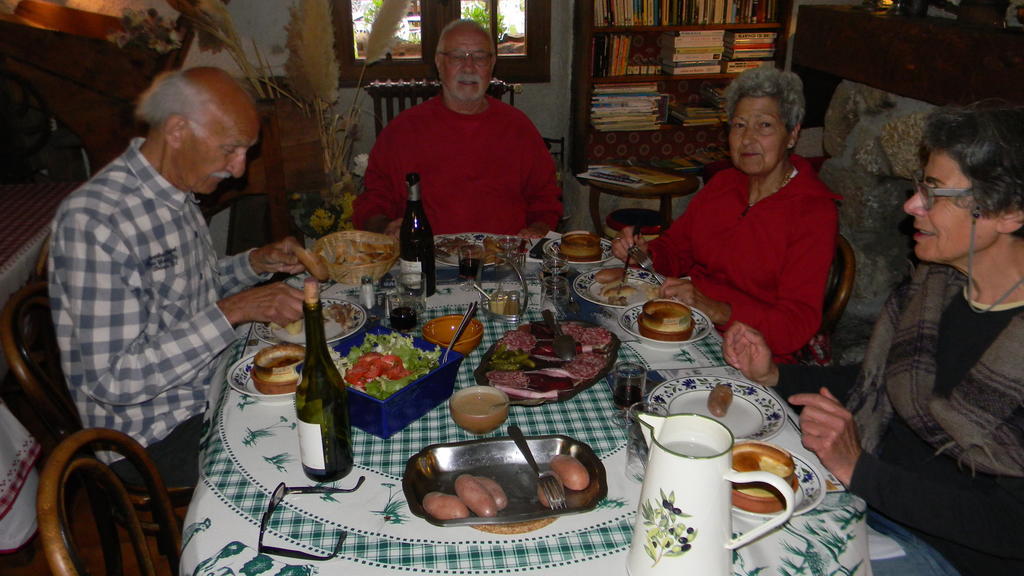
[389,306,417,332]
[613,383,643,409]
[458,257,482,279]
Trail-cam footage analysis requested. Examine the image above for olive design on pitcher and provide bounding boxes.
[639,488,698,565]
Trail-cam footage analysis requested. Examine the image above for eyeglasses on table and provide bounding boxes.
[257,475,366,561]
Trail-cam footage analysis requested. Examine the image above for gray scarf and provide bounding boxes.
[847,263,1024,477]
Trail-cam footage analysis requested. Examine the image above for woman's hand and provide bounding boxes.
[659,278,731,324]
[723,322,778,386]
[611,225,648,262]
[249,237,306,276]
[788,387,862,486]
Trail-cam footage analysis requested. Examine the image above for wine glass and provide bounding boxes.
[609,362,647,426]
[457,243,484,291]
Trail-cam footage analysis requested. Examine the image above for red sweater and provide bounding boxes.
[354,96,563,234]
[648,155,840,360]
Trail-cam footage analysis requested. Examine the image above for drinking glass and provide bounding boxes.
[542,251,568,277]
[539,275,571,319]
[389,271,426,332]
[457,243,484,291]
[609,361,647,426]
[625,401,668,482]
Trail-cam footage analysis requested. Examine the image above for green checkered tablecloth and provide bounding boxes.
[183,276,868,576]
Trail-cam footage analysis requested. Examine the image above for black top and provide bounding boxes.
[776,296,1024,576]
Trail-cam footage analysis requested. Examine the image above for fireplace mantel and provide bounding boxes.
[792,5,1024,106]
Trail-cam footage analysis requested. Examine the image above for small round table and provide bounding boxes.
[586,177,700,236]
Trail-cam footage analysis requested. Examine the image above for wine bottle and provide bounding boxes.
[295,277,354,482]
[398,172,436,296]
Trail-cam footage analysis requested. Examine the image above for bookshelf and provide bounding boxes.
[569,0,793,175]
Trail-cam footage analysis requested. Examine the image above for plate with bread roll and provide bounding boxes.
[252,299,366,345]
[730,442,826,517]
[227,344,306,404]
[573,267,661,308]
[544,231,613,266]
[618,299,712,349]
[647,376,785,441]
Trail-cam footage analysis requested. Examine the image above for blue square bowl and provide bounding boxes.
[332,326,463,439]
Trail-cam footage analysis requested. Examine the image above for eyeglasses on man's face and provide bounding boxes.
[912,173,973,211]
[258,476,365,561]
[441,50,494,68]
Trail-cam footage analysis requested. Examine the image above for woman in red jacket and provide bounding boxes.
[612,66,840,362]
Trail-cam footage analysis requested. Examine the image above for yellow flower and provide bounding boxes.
[309,207,337,236]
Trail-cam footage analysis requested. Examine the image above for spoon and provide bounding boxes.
[442,301,477,364]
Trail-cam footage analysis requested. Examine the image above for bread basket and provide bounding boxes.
[314,231,398,284]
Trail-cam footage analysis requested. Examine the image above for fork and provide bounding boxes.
[508,425,566,510]
[627,245,665,286]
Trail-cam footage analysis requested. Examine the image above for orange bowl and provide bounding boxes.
[421,315,484,356]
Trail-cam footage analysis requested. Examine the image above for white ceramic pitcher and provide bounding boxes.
[626,413,795,576]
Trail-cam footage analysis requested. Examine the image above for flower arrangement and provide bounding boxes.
[108,8,183,54]
[166,0,410,236]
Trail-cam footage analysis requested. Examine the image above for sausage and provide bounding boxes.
[473,476,508,511]
[707,383,734,418]
[594,267,625,284]
[422,491,469,520]
[549,454,590,491]
[454,474,499,517]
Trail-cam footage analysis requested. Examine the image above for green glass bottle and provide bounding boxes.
[295,278,353,481]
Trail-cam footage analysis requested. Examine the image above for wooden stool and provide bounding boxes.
[587,177,700,236]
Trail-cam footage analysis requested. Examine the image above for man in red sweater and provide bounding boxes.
[354,20,562,237]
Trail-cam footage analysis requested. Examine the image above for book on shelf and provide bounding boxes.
[661,63,722,75]
[663,59,722,69]
[725,30,779,41]
[724,40,776,50]
[578,164,689,187]
[724,49,776,60]
[659,30,726,45]
[593,82,659,94]
[662,51,724,62]
[721,59,774,73]
[592,0,779,26]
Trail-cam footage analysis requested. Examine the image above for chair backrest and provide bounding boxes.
[0,280,79,451]
[37,427,182,576]
[365,78,521,136]
[820,234,856,334]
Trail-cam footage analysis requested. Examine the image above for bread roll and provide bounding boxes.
[594,268,625,284]
[559,232,602,261]
[251,344,305,394]
[295,246,330,281]
[638,299,693,341]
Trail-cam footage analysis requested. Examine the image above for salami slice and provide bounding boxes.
[486,370,530,389]
[565,352,607,380]
[563,324,613,349]
[499,330,536,352]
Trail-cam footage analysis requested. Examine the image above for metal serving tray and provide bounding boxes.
[403,434,607,527]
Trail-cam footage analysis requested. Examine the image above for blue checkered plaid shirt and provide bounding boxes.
[49,139,269,448]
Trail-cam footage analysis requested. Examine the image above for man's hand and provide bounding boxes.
[517,221,550,238]
[723,322,779,387]
[217,282,304,327]
[249,237,306,276]
[659,278,731,324]
[789,387,862,486]
[611,226,648,262]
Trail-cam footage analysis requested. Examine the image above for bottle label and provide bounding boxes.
[399,259,423,275]
[297,420,326,471]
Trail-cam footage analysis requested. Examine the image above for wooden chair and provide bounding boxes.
[821,233,856,335]
[37,427,181,576]
[365,77,521,136]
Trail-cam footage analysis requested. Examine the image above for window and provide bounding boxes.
[335,0,550,84]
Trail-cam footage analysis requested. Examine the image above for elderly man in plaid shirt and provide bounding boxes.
[48,68,313,488]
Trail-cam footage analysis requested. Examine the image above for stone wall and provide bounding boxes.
[817,80,935,362]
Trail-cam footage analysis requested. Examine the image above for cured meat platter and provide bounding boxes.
[472,320,620,403]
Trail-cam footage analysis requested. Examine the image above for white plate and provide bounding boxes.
[544,236,614,266]
[732,453,826,518]
[434,233,508,267]
[252,299,366,345]
[618,303,713,349]
[227,353,295,405]
[573,268,661,309]
[647,376,785,441]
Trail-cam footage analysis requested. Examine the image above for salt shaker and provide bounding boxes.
[359,275,375,310]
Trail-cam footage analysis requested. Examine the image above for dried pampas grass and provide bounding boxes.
[365,0,411,65]
[285,0,339,105]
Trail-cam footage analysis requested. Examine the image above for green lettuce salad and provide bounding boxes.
[334,332,441,400]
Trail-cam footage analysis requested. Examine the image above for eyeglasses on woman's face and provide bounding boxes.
[441,50,494,68]
[257,476,365,561]
[912,172,973,211]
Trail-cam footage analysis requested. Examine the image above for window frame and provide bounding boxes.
[333,0,550,85]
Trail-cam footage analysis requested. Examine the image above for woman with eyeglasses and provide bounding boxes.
[612,66,840,363]
[724,104,1024,576]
